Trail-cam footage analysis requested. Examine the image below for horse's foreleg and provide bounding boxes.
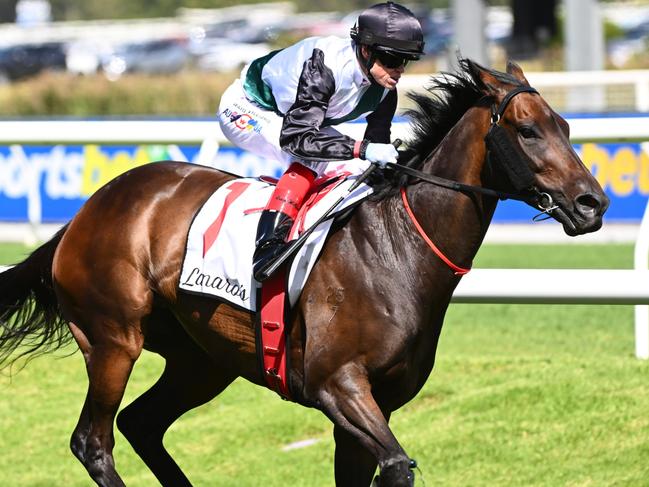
[116,334,235,487]
[333,424,380,486]
[318,365,413,487]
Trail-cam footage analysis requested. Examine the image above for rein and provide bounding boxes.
[385,162,531,202]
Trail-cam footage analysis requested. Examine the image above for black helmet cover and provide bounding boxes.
[350,1,425,60]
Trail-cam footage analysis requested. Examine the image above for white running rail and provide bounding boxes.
[0,115,648,358]
[399,70,649,112]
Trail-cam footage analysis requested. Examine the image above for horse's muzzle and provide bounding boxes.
[562,191,610,236]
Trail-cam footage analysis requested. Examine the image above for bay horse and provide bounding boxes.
[0,60,607,486]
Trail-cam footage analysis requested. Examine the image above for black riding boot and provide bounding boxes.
[253,210,295,282]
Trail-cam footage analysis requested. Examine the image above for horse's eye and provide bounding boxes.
[519,126,537,139]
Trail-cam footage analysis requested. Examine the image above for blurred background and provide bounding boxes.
[0,0,647,115]
[0,0,648,239]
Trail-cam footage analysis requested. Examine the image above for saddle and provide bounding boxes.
[178,171,374,400]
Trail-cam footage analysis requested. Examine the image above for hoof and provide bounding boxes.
[375,457,418,486]
[408,459,417,485]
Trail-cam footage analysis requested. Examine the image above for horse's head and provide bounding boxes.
[468,60,609,236]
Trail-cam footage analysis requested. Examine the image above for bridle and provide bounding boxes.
[390,85,560,274]
[387,84,559,219]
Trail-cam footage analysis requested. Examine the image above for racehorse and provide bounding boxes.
[0,60,608,487]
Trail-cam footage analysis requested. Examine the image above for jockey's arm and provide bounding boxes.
[363,89,397,144]
[279,49,359,162]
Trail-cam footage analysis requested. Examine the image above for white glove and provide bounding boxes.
[364,143,398,168]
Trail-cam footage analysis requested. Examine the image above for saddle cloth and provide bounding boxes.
[179,174,374,311]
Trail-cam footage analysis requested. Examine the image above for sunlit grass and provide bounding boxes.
[0,242,646,486]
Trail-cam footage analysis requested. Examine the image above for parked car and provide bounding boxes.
[0,42,66,83]
[66,40,113,76]
[102,38,189,80]
[608,19,649,67]
[423,20,453,56]
[193,18,282,45]
[190,38,271,72]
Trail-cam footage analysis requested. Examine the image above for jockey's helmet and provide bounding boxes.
[350,2,425,61]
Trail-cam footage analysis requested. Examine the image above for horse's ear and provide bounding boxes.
[465,59,507,97]
[506,61,530,86]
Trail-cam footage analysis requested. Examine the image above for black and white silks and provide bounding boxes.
[241,36,397,162]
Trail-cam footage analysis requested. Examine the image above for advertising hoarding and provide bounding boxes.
[0,142,646,223]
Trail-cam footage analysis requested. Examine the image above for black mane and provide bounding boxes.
[369,59,522,199]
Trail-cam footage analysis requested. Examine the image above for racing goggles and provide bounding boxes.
[375,51,410,69]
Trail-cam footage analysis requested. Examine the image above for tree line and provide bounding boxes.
[0,0,629,27]
[0,0,474,24]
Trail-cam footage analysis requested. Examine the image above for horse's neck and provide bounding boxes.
[350,106,497,308]
[366,106,497,294]
[337,106,499,372]
[405,106,497,270]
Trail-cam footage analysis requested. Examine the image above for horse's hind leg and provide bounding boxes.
[68,320,143,487]
[116,317,235,487]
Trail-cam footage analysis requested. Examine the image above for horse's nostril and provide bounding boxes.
[576,193,601,216]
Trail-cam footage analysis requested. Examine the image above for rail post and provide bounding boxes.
[634,194,649,359]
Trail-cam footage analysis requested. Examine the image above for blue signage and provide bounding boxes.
[0,142,646,223]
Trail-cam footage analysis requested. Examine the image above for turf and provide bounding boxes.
[0,242,647,486]
[0,242,34,265]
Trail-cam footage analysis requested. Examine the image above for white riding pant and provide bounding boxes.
[217,79,367,178]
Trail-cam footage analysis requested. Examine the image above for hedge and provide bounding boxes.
[0,70,238,117]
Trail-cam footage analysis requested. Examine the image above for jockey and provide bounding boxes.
[217,1,424,281]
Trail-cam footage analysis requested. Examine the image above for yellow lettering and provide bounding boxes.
[580,143,610,190]
[639,145,649,195]
[608,147,637,196]
[134,146,153,169]
[81,145,154,197]
[81,145,108,196]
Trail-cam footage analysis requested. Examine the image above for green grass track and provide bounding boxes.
[0,242,646,486]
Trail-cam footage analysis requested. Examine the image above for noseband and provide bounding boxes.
[388,84,559,219]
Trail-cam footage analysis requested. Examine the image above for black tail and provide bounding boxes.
[0,225,71,369]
